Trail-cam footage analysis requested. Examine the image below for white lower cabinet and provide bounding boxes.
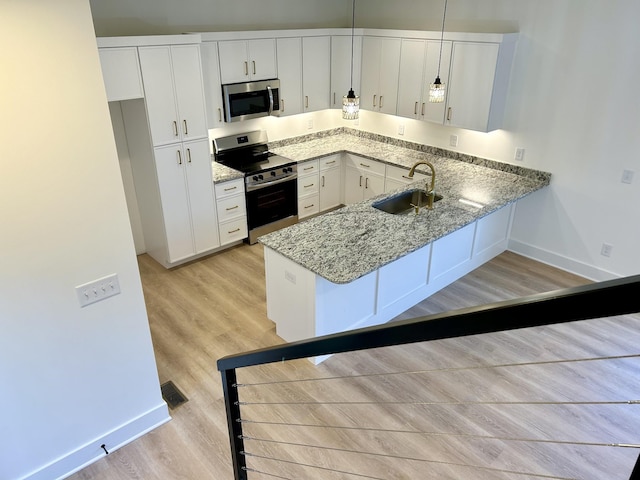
[214,178,248,245]
[319,155,342,211]
[154,139,220,264]
[343,154,386,204]
[297,159,320,219]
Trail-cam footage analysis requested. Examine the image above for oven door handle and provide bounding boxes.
[267,85,274,115]
[246,173,297,192]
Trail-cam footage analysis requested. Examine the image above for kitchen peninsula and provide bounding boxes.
[257,129,551,363]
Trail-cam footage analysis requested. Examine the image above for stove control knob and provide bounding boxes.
[271,171,276,176]
[252,175,259,181]
[258,174,264,180]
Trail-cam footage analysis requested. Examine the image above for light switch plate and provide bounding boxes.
[76,273,121,307]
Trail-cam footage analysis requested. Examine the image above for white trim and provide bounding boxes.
[20,403,171,480]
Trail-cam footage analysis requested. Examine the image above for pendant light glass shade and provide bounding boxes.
[343,0,359,120]
[429,0,448,104]
[429,76,446,103]
[343,89,360,120]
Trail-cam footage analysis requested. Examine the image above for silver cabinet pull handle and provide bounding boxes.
[226,205,239,211]
[224,186,237,192]
[177,150,182,165]
[228,228,240,234]
[305,96,309,108]
[359,163,370,168]
[421,103,425,116]
[303,166,314,171]
[373,95,377,107]
[447,107,452,121]
[281,99,285,111]
[359,175,363,187]
[304,183,314,188]
[333,92,336,105]
[365,177,369,189]
[218,108,222,123]
[414,102,418,115]
[325,160,336,165]
[186,148,192,163]
[252,60,256,75]
[183,119,188,135]
[173,121,178,137]
[380,96,384,108]
[304,204,315,209]
[321,175,325,187]
[244,61,248,76]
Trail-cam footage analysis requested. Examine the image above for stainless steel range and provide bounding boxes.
[213,130,298,244]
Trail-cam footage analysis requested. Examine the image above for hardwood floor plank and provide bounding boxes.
[68,246,640,479]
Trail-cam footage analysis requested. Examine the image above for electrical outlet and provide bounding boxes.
[398,124,405,135]
[76,273,121,307]
[515,148,525,162]
[307,118,313,130]
[621,169,634,184]
[449,135,458,147]
[600,243,613,258]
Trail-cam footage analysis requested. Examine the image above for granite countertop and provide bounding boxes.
[257,128,551,284]
[211,159,244,183]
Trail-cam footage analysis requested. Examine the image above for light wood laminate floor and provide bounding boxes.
[69,244,640,480]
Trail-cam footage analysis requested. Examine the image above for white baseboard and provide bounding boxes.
[507,239,620,282]
[22,402,171,480]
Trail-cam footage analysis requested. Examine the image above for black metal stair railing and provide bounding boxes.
[218,274,640,480]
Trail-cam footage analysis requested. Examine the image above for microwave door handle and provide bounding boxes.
[267,85,274,115]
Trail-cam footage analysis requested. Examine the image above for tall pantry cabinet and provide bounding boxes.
[119,38,220,268]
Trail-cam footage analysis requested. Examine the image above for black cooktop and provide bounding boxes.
[213,130,294,175]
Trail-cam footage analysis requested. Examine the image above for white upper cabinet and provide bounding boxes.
[98,47,143,102]
[360,36,401,115]
[397,39,452,124]
[302,36,331,112]
[200,41,225,128]
[276,37,303,116]
[138,44,208,146]
[330,35,362,109]
[218,39,277,84]
[445,39,516,132]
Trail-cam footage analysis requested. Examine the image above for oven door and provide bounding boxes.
[245,176,298,243]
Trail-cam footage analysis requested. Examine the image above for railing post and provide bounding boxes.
[220,368,247,480]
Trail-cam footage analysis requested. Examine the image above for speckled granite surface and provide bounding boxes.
[211,157,244,183]
[258,128,551,284]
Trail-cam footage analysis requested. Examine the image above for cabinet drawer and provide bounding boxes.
[298,173,320,197]
[345,154,386,176]
[216,194,246,222]
[215,178,244,199]
[298,194,320,218]
[320,155,341,170]
[298,159,319,175]
[219,217,248,245]
[386,164,427,183]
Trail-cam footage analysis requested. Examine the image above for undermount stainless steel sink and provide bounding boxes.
[372,189,443,215]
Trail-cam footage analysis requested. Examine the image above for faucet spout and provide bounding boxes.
[408,161,436,209]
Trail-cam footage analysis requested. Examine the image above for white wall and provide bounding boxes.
[0,1,169,479]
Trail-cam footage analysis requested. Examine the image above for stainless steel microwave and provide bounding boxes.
[221,79,281,122]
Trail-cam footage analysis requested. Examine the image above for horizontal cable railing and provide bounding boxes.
[218,274,640,480]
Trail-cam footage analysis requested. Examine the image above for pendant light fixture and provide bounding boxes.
[342,0,359,119]
[429,0,448,103]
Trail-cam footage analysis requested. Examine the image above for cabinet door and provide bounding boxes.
[302,36,331,112]
[343,165,364,204]
[397,39,426,119]
[330,35,362,109]
[378,37,401,115]
[138,46,180,146]
[363,174,385,200]
[248,39,278,80]
[154,144,194,263]
[276,37,303,116]
[446,42,500,131]
[98,47,143,102]
[218,40,250,83]
[183,139,220,254]
[359,36,381,111]
[320,167,342,211]
[421,40,452,124]
[171,45,208,141]
[200,41,225,128]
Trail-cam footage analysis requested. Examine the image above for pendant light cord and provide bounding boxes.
[350,0,356,89]
[436,0,448,78]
